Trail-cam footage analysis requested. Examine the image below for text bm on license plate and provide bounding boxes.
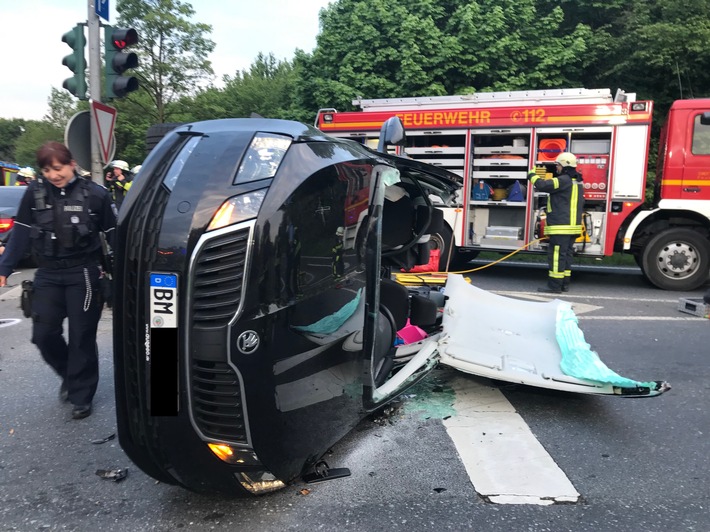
[149,273,178,328]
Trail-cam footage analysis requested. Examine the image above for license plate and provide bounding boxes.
[148,272,179,416]
[149,273,178,328]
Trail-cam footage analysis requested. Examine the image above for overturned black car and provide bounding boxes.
[112,118,461,495]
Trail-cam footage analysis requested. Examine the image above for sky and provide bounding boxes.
[0,0,332,121]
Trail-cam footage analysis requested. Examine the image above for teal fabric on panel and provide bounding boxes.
[292,289,362,335]
[381,167,401,187]
[556,304,656,388]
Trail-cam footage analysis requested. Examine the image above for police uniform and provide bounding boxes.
[528,165,584,292]
[0,174,116,414]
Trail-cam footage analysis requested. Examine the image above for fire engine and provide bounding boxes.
[0,161,20,186]
[316,88,710,291]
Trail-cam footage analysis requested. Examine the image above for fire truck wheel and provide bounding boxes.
[641,228,710,291]
[632,252,645,274]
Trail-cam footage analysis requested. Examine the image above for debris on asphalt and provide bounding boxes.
[371,401,403,426]
[91,433,116,445]
[96,468,128,482]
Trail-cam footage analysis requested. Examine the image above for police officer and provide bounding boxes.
[527,152,584,294]
[0,141,117,419]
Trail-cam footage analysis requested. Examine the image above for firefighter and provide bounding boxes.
[527,152,584,293]
[0,141,117,420]
[332,226,345,279]
[104,160,133,209]
[15,166,36,185]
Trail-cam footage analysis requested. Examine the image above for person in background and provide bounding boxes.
[332,226,344,279]
[130,164,142,176]
[104,160,132,209]
[0,141,117,420]
[527,152,584,294]
[15,167,36,185]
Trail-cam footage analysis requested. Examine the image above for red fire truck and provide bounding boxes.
[315,88,710,291]
[0,161,20,186]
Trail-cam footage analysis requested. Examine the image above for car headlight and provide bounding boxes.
[234,133,292,184]
[207,189,267,231]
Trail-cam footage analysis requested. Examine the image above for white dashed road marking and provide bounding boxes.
[0,285,23,300]
[494,291,704,320]
[443,374,580,505]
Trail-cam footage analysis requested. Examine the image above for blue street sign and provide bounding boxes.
[96,0,109,21]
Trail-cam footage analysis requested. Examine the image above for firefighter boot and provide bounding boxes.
[538,279,563,294]
[561,280,570,292]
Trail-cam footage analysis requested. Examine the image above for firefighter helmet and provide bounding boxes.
[131,165,142,174]
[555,152,577,168]
[18,167,36,178]
[110,160,130,172]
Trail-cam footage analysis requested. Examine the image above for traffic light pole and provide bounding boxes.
[87,1,103,185]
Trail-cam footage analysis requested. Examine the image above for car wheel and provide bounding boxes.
[145,123,185,155]
[429,224,478,272]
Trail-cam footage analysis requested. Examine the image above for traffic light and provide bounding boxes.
[61,24,87,100]
[104,26,139,100]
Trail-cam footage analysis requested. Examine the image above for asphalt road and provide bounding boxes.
[0,263,708,531]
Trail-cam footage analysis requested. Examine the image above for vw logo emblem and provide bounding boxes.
[237,330,260,354]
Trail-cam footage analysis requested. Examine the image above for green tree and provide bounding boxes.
[171,53,303,122]
[0,119,26,162]
[43,87,84,130]
[296,0,594,113]
[547,0,710,192]
[13,121,64,168]
[296,0,458,111]
[175,86,229,122]
[446,1,593,92]
[115,0,216,124]
[216,53,301,120]
[612,0,710,103]
[533,0,710,107]
[535,0,629,89]
[112,90,155,166]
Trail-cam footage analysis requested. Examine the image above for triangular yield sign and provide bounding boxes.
[91,100,117,165]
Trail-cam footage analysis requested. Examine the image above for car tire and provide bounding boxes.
[429,223,477,272]
[145,123,185,155]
